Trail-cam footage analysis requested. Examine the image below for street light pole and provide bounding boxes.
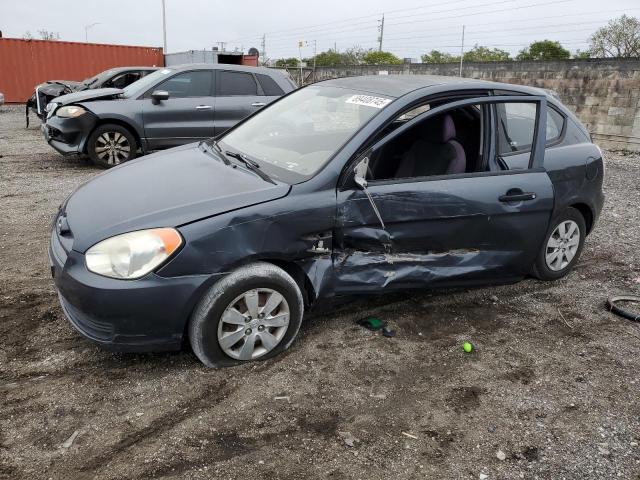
[84,22,100,43]
[161,0,168,53]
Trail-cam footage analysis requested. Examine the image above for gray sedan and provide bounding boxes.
[41,64,296,168]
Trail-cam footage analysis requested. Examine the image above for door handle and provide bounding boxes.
[251,102,266,107]
[195,105,212,110]
[499,189,537,202]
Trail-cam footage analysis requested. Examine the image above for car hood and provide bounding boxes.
[37,80,87,95]
[64,144,291,253]
[53,88,124,107]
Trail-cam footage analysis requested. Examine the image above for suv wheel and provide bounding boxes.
[88,124,137,168]
[189,262,304,368]
[532,207,586,281]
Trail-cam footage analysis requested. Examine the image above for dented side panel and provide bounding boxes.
[334,171,554,292]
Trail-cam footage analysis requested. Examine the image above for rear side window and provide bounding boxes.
[218,71,258,96]
[497,102,536,155]
[256,74,284,96]
[546,107,565,143]
[156,71,212,98]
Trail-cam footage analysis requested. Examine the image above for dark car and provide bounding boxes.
[49,75,604,367]
[41,64,296,168]
[26,66,157,126]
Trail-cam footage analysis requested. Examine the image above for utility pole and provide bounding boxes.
[84,22,100,43]
[378,14,385,52]
[298,40,304,86]
[261,33,266,66]
[312,39,317,83]
[459,24,465,77]
[161,0,168,53]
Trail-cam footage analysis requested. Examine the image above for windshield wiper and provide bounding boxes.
[224,150,276,185]
[199,140,230,165]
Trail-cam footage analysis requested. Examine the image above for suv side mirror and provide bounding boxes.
[151,90,170,103]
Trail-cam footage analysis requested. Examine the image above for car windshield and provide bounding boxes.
[122,68,173,98]
[83,69,117,87]
[218,85,393,183]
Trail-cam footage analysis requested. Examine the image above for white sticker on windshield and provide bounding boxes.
[346,94,391,109]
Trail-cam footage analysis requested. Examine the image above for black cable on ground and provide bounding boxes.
[606,294,640,322]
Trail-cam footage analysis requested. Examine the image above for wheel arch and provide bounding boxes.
[84,118,142,154]
[569,202,594,235]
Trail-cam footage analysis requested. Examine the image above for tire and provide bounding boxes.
[532,207,586,281]
[87,124,137,168]
[189,262,304,368]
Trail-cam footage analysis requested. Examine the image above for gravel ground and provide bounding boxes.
[1,104,639,479]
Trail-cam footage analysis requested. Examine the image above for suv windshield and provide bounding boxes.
[218,85,393,183]
[122,68,173,98]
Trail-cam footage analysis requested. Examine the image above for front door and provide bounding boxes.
[334,96,554,293]
[142,70,214,150]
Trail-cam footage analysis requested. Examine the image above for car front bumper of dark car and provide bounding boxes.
[42,112,97,156]
[49,225,219,352]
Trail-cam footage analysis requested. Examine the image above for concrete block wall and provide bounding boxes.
[305,58,640,152]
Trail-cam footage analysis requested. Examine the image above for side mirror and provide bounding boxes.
[151,90,170,103]
[353,156,369,189]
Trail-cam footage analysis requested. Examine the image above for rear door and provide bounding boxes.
[334,96,554,293]
[142,70,214,149]
[213,70,267,136]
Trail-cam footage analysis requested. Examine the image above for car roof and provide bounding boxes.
[318,75,546,98]
[165,63,277,75]
[108,66,158,72]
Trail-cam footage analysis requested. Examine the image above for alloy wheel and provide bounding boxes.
[94,131,131,165]
[545,220,580,271]
[217,288,290,360]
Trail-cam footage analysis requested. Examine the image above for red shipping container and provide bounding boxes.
[0,38,164,103]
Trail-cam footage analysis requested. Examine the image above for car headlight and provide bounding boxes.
[56,105,87,118]
[85,228,183,279]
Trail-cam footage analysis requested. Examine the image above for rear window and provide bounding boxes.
[256,74,285,96]
[218,71,258,96]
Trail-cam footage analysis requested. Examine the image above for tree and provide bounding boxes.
[463,44,510,62]
[362,50,402,65]
[313,49,347,66]
[589,15,640,58]
[274,57,299,68]
[421,50,458,63]
[23,29,60,40]
[573,49,591,59]
[516,40,571,60]
[342,46,368,65]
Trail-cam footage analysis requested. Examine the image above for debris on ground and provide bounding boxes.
[463,341,474,353]
[357,317,384,330]
[382,326,396,337]
[401,431,418,439]
[61,430,80,449]
[338,431,357,447]
[496,449,506,461]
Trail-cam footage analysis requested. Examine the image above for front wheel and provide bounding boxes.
[189,262,304,368]
[87,124,137,168]
[532,207,586,281]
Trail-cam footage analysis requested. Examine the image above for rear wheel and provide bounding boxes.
[532,207,586,281]
[88,124,137,168]
[189,262,304,368]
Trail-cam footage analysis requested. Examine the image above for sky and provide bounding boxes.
[1,0,639,61]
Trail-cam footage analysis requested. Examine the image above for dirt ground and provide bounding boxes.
[1,103,639,480]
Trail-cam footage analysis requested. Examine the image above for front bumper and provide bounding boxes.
[49,228,220,352]
[42,112,96,156]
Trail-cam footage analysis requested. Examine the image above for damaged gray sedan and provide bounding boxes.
[50,75,604,367]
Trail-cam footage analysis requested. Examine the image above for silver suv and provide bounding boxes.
[41,64,296,168]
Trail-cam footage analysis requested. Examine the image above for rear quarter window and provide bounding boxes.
[256,74,285,96]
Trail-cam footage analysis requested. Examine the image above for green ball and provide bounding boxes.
[463,342,473,353]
